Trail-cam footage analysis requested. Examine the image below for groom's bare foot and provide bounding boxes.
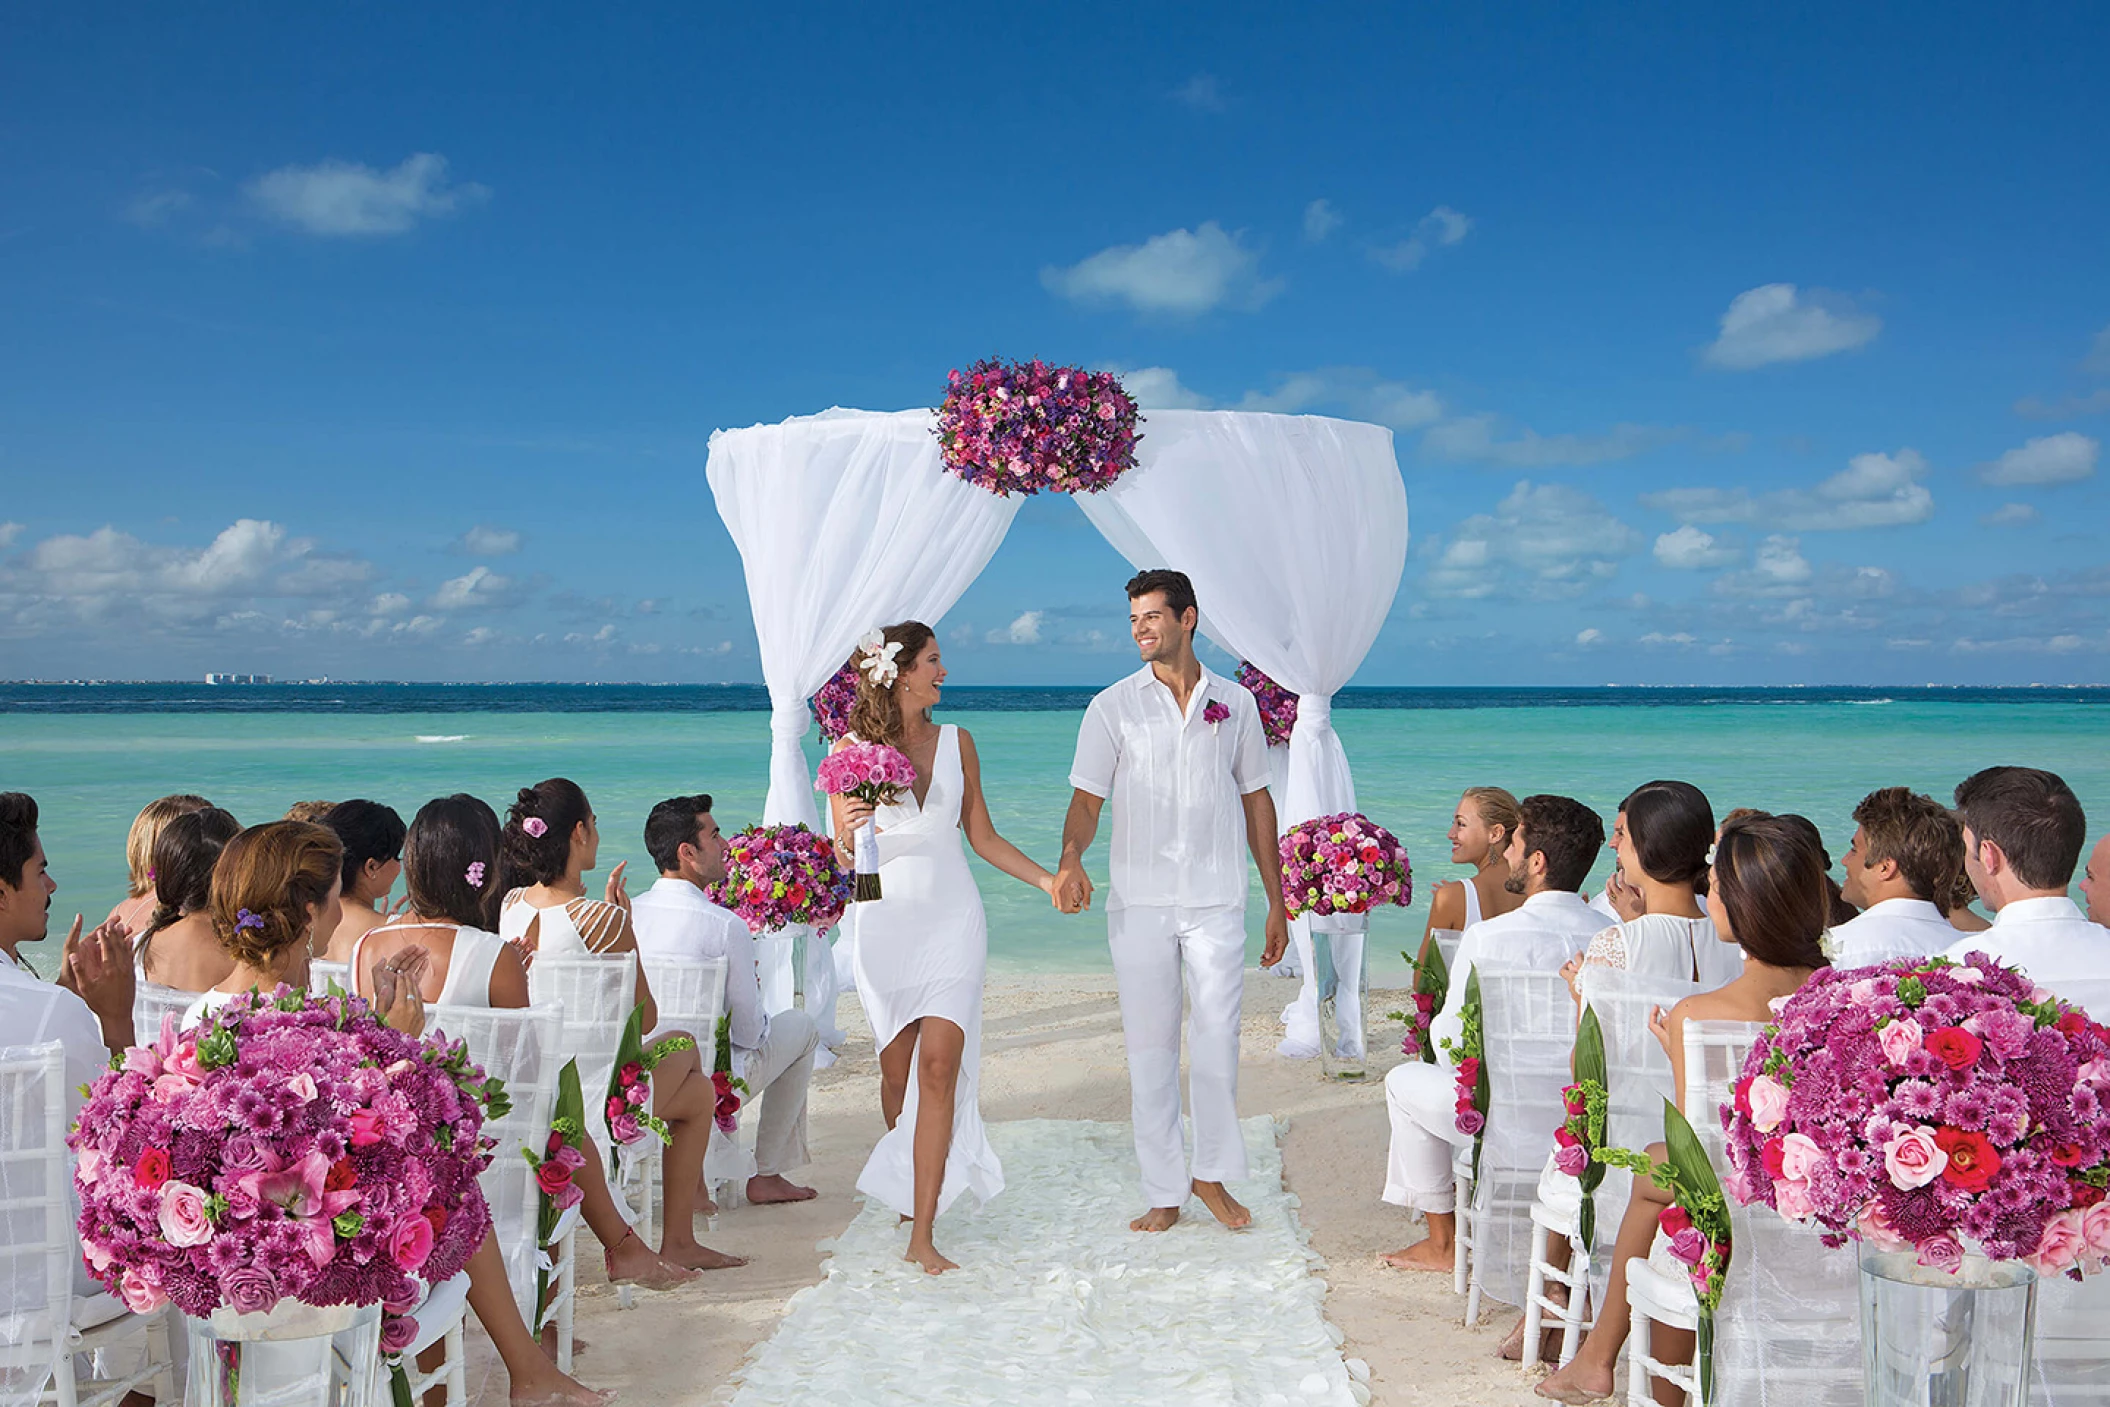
[745,1174,816,1204]
[1130,1206,1180,1233]
[905,1240,957,1275]
[1192,1181,1250,1230]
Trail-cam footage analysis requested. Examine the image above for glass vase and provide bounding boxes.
[184,1299,382,1407]
[1858,1248,2036,1407]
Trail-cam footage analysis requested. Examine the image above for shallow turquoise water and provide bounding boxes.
[4,700,2106,982]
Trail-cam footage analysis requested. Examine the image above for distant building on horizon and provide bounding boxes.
[203,672,272,685]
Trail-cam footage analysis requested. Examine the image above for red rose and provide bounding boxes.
[605,1095,626,1122]
[1934,1126,2001,1192]
[535,1161,575,1198]
[1762,1138,1787,1179]
[1733,1076,1753,1118]
[619,1062,644,1086]
[545,1131,565,1158]
[2051,1010,2085,1036]
[133,1148,171,1190]
[2048,1142,2087,1169]
[1925,1028,1984,1071]
[2070,1181,2107,1209]
[1658,1204,1694,1238]
[325,1158,357,1192]
[1554,1126,1580,1149]
[424,1207,448,1237]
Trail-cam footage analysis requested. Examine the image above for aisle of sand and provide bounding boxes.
[527,973,1549,1406]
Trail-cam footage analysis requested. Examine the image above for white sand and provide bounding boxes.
[479,974,1550,1405]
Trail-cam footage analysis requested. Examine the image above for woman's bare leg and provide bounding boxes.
[571,1132,699,1289]
[650,1042,746,1269]
[462,1231,612,1406]
[878,1021,918,1130]
[904,1018,965,1275]
[1536,1148,1674,1403]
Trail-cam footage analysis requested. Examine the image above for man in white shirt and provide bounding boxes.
[1940,767,2110,986]
[1056,570,1289,1234]
[631,794,819,1205]
[1382,794,1607,1271]
[1831,786,1966,965]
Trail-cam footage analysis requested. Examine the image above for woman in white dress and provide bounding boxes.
[828,622,1060,1275]
[1564,779,1740,996]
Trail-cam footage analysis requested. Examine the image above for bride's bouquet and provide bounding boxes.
[818,741,919,901]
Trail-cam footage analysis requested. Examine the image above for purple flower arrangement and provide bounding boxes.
[70,990,499,1326]
[1278,812,1413,920]
[705,823,852,935]
[934,358,1139,497]
[1723,954,2110,1278]
[810,662,860,746]
[1235,663,1299,749]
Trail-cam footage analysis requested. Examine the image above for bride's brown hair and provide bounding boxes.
[844,621,936,750]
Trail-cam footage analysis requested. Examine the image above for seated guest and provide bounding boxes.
[1946,866,1992,933]
[1830,787,1964,963]
[1940,766,2110,982]
[1536,814,1830,1404]
[133,806,242,992]
[283,799,334,823]
[1777,814,1858,927]
[633,794,820,1206]
[1381,795,1608,1272]
[102,793,210,935]
[1420,787,1525,951]
[319,798,406,961]
[1572,781,1732,987]
[2085,832,2109,926]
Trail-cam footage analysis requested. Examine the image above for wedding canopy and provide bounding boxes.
[706,405,1409,1027]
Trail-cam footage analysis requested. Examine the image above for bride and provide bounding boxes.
[828,621,1059,1274]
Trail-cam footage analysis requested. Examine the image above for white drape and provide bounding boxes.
[1075,410,1408,1059]
[706,409,1023,1012]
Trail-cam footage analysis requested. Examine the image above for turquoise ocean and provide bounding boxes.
[4,684,2107,986]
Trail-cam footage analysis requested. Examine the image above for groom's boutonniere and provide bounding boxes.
[1202,699,1231,733]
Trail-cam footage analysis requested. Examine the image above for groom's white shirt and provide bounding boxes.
[1069,664,1271,911]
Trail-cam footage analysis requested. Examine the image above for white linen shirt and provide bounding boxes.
[1070,665,1271,912]
[630,877,768,1052]
[1430,889,1605,1061]
[1827,897,1956,967]
[0,949,110,1119]
[1941,895,2110,988]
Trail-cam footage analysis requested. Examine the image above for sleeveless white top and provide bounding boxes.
[351,922,506,1007]
[1461,876,1484,928]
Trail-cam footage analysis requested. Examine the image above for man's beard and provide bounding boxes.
[1502,871,1528,896]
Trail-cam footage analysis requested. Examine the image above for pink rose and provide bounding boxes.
[2027,1209,2087,1277]
[1847,978,1882,1003]
[158,1180,214,1247]
[1883,1125,1948,1191]
[1857,1200,1911,1253]
[1553,1144,1588,1177]
[348,1109,388,1147]
[1877,1017,1923,1067]
[1456,1108,1486,1136]
[1915,1233,1964,1274]
[1775,1179,1816,1221]
[75,1147,107,1187]
[286,1072,318,1102]
[1746,1074,1790,1135]
[2084,1201,2110,1257]
[552,1143,587,1172]
[389,1211,437,1273]
[118,1266,166,1315]
[1778,1132,1827,1185]
[1667,1227,1708,1266]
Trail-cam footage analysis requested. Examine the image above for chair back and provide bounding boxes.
[0,1043,73,1400]
[1428,930,1464,973]
[306,959,349,994]
[131,982,199,1048]
[640,956,728,1044]
[1578,967,1702,1150]
[527,954,637,1103]
[1470,965,1582,1310]
[425,1003,564,1318]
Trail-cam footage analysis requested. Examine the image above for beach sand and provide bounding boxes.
[492,973,1548,1406]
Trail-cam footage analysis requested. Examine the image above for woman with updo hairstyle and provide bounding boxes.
[104,793,212,934]
[1567,779,1738,992]
[134,806,242,992]
[496,778,739,1279]
[1535,813,1830,1404]
[1420,786,1525,957]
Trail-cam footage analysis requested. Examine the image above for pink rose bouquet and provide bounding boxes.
[1279,812,1413,920]
[1439,969,1490,1188]
[70,990,498,1327]
[705,823,852,935]
[1235,662,1299,749]
[1600,1104,1734,1400]
[1723,954,2110,1279]
[934,358,1140,497]
[1385,940,1449,1064]
[1552,1006,1612,1247]
[809,662,859,746]
[818,741,919,902]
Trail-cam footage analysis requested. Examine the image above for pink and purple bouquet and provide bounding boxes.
[810,662,860,746]
[818,741,919,902]
[1723,954,2110,1278]
[1235,662,1299,749]
[705,823,852,935]
[70,990,498,1325]
[934,358,1139,497]
[1279,812,1413,920]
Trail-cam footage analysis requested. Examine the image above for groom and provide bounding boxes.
[1054,569,1290,1232]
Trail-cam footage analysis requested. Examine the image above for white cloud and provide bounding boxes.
[1112,366,1212,409]
[1170,75,1225,112]
[1981,502,2040,527]
[1653,525,1740,569]
[124,190,193,228]
[1641,449,1934,531]
[1979,432,2098,486]
[1752,535,1814,586]
[1423,481,1644,600]
[247,153,489,237]
[1042,223,1278,316]
[1575,627,1604,647]
[986,610,1044,645]
[1701,284,1881,370]
[1237,368,1443,429]
[430,565,514,611]
[454,524,524,556]
[1952,632,2100,656]
[1640,631,1698,647]
[368,592,412,615]
[1303,199,1342,242]
[2088,324,2110,376]
[2013,388,2110,419]
[1369,205,1471,273]
[0,522,20,549]
[1422,414,1680,467]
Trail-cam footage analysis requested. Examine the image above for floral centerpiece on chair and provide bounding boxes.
[1386,940,1448,1063]
[1600,1103,1734,1402]
[1279,812,1412,920]
[934,358,1139,496]
[706,824,852,935]
[1234,662,1299,749]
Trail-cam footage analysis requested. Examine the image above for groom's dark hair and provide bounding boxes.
[1126,569,1196,621]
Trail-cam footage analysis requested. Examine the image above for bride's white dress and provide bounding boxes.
[850,724,1004,1216]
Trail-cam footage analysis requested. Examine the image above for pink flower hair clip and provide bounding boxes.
[522,817,548,838]
[465,862,487,889]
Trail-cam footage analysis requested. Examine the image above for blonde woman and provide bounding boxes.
[1418,787,1524,961]
[103,794,210,935]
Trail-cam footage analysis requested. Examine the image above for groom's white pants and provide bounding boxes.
[1109,903,1249,1209]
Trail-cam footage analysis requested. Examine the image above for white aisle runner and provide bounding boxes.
[724,1117,1366,1407]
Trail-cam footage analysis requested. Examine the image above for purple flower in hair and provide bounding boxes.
[464,862,486,889]
[522,818,547,838]
[234,909,265,933]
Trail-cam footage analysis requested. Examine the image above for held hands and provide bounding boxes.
[1259,905,1289,968]
[369,944,432,1036]
[1051,859,1093,915]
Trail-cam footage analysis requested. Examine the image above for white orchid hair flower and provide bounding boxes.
[858,631,904,687]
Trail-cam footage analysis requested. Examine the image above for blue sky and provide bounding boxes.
[3,3,2107,686]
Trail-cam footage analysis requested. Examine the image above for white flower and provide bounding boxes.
[857,631,904,688]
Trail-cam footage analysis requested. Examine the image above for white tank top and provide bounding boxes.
[352,922,506,1007]
[1461,876,1484,928]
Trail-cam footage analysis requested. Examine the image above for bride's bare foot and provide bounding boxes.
[663,1238,749,1271]
[1192,1180,1250,1230]
[1534,1356,1615,1403]
[904,1240,957,1275]
[746,1173,817,1204]
[1130,1206,1180,1233]
[603,1229,700,1289]
[1379,1239,1453,1271]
